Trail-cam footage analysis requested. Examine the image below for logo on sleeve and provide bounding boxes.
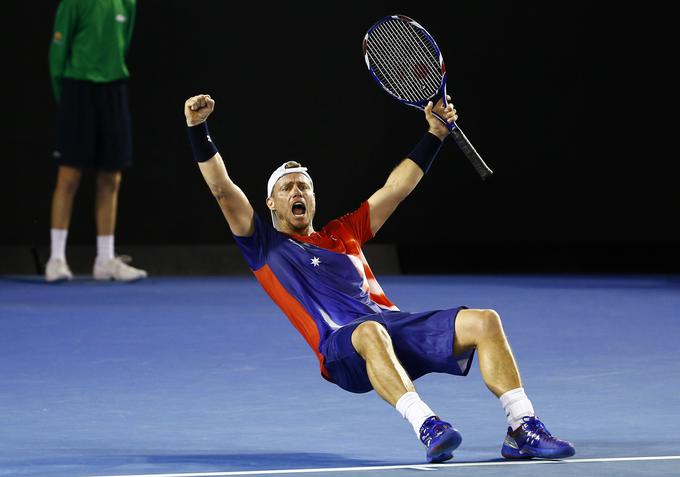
[53,31,63,43]
[115,14,127,23]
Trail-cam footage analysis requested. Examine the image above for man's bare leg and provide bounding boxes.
[351,320,414,406]
[351,320,462,462]
[453,308,535,429]
[46,165,83,280]
[94,170,121,263]
[92,170,146,281]
[454,308,576,458]
[453,309,522,397]
[50,165,83,231]
[95,170,122,237]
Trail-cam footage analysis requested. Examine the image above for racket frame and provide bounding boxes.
[363,14,493,180]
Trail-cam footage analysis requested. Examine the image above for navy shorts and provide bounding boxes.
[321,308,475,394]
[55,78,133,171]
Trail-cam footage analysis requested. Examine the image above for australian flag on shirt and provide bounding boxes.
[232,201,398,379]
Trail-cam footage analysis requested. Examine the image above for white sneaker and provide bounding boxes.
[93,255,148,282]
[45,257,73,282]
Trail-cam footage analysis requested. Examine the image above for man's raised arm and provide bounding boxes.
[367,97,458,236]
[185,94,255,237]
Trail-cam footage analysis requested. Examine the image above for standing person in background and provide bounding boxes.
[46,0,147,282]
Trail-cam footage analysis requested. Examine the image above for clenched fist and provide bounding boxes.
[184,94,215,127]
[425,95,457,141]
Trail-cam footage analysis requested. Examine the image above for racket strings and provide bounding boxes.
[390,20,442,95]
[368,35,429,102]
[368,31,421,101]
[366,19,442,102]
[391,20,441,79]
[369,22,436,101]
[374,22,434,98]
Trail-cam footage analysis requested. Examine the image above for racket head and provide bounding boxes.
[363,14,447,109]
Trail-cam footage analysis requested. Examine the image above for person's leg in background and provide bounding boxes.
[92,169,146,281]
[94,169,120,264]
[90,79,146,282]
[45,165,82,281]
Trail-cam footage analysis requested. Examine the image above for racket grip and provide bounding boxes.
[450,124,493,180]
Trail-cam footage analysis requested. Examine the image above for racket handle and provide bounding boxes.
[450,123,493,180]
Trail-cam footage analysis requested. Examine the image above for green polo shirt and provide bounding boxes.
[49,0,136,102]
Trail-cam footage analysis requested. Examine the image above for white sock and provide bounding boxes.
[500,387,535,431]
[50,229,68,261]
[96,235,115,261]
[395,391,436,437]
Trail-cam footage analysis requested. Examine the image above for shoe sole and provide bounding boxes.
[46,276,73,283]
[427,431,463,463]
[93,275,147,282]
[502,444,576,460]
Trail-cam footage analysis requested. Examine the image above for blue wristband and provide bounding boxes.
[408,132,443,173]
[187,121,219,163]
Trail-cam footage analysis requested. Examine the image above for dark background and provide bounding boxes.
[4,1,678,273]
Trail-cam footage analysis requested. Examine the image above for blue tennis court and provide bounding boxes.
[1,274,679,477]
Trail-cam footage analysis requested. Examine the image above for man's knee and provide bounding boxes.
[476,309,503,337]
[351,321,391,355]
[56,166,82,194]
[456,309,504,349]
[96,171,122,192]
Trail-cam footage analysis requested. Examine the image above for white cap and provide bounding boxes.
[266,162,313,198]
[266,162,313,226]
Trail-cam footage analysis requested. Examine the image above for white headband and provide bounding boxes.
[266,163,313,198]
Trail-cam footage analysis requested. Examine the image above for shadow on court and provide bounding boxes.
[143,451,392,467]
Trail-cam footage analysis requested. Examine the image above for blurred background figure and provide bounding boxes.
[46,0,146,282]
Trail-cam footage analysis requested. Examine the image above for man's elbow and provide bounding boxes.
[385,171,421,196]
[208,183,232,203]
[391,181,419,202]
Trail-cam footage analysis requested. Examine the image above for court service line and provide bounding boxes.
[90,455,680,477]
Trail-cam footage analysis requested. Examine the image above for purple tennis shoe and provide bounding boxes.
[419,416,463,463]
[501,416,575,459]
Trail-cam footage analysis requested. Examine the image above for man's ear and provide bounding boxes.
[266,197,275,211]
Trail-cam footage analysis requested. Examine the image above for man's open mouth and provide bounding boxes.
[292,202,306,216]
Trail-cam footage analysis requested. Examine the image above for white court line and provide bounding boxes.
[89,455,680,477]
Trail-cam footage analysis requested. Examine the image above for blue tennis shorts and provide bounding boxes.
[321,307,474,394]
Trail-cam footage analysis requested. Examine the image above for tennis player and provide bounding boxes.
[184,93,575,463]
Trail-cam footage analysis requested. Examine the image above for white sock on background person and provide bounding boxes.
[50,229,68,261]
[396,391,436,436]
[500,387,535,431]
[96,235,115,261]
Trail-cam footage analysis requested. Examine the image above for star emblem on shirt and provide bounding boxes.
[310,256,321,267]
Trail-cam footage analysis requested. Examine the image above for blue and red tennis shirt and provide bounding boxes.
[233,201,398,380]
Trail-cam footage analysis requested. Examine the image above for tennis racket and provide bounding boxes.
[363,14,493,180]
